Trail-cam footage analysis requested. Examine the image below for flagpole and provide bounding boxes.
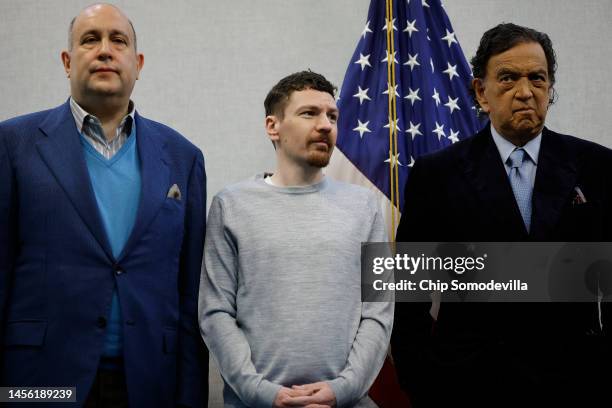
[389,2,401,240]
[385,0,399,242]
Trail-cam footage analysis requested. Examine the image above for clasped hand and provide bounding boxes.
[273,381,336,408]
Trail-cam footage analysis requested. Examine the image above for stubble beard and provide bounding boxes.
[306,146,334,168]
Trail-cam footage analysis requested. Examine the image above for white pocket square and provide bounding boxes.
[167,184,182,201]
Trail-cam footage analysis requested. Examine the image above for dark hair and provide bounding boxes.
[264,70,336,118]
[470,23,557,110]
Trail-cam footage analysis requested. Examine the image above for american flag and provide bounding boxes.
[330,0,483,233]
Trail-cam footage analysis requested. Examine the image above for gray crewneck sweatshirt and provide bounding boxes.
[199,175,393,407]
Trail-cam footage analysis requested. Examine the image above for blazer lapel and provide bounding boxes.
[461,126,528,239]
[36,101,114,259]
[117,114,169,262]
[530,128,578,239]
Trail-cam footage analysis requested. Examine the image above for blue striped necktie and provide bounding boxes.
[507,148,532,232]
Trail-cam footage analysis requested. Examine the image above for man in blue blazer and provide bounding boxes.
[392,24,612,407]
[0,4,207,407]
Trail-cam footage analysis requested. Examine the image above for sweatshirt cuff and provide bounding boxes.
[327,378,352,408]
[251,380,282,408]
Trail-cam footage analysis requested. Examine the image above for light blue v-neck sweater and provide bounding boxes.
[81,125,141,358]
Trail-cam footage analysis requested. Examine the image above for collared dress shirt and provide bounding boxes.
[69,97,135,159]
[490,123,541,188]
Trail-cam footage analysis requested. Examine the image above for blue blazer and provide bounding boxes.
[0,101,208,407]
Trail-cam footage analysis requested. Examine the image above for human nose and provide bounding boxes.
[514,77,533,100]
[316,114,333,132]
[97,38,112,60]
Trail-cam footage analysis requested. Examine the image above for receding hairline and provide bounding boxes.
[68,3,137,51]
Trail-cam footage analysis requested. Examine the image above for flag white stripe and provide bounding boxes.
[325,148,399,241]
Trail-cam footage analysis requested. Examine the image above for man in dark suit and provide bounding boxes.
[0,4,207,407]
[392,23,612,407]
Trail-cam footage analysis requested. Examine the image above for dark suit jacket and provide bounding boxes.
[0,101,208,407]
[393,125,612,407]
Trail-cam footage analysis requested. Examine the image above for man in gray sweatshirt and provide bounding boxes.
[199,71,393,408]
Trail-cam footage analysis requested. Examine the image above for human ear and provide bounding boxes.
[61,50,72,78]
[265,115,280,143]
[472,78,490,113]
[135,53,144,80]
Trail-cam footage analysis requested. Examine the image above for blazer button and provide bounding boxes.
[97,317,107,328]
[114,264,124,276]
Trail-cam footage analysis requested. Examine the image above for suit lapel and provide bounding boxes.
[531,128,578,239]
[461,126,528,239]
[36,101,114,259]
[117,114,169,262]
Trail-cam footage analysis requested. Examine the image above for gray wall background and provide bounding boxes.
[2,0,611,404]
[1,0,611,203]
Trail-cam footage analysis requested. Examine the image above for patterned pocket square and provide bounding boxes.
[572,186,587,206]
[167,184,182,201]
